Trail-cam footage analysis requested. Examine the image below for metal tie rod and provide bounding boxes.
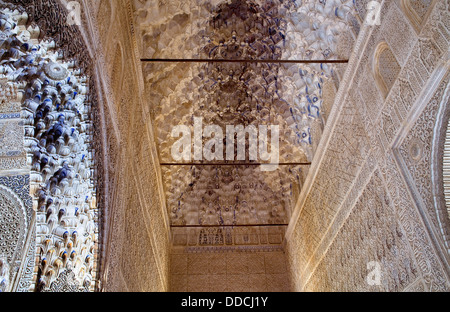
[160,162,311,166]
[171,224,289,228]
[141,58,349,64]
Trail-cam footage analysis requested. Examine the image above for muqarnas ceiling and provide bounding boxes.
[133,0,358,240]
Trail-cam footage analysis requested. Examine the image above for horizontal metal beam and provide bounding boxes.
[160,162,311,166]
[141,58,349,64]
[171,224,289,228]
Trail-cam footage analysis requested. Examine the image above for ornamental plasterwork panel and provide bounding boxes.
[0,3,99,291]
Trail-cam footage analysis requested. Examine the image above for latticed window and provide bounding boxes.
[444,118,450,224]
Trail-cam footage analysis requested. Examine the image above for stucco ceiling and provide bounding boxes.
[132,0,358,242]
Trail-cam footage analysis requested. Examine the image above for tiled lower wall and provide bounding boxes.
[170,248,291,292]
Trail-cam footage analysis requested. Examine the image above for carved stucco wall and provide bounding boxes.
[0,0,171,292]
[285,0,450,292]
[0,0,102,291]
[170,248,291,292]
[131,0,359,293]
[89,0,171,291]
[0,1,96,291]
[1,0,449,293]
[73,0,450,292]
[0,8,32,292]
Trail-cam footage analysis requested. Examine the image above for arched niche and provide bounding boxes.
[401,0,436,33]
[0,185,28,292]
[444,119,450,225]
[434,87,450,252]
[373,42,401,99]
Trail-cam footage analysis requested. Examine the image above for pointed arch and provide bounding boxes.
[373,42,401,99]
[401,0,436,33]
